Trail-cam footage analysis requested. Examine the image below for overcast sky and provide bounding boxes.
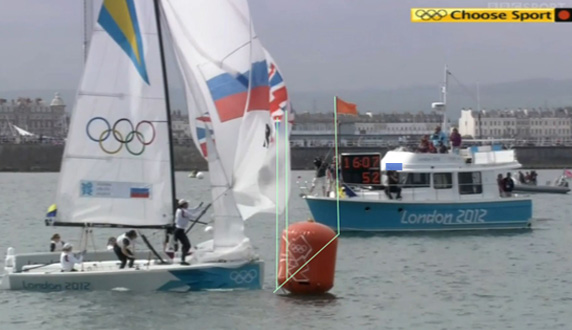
[1,0,571,94]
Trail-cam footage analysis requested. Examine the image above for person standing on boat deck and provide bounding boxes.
[449,128,462,154]
[431,126,448,149]
[418,135,430,153]
[50,233,65,252]
[113,230,137,269]
[385,171,402,200]
[60,243,84,272]
[309,156,328,196]
[497,174,505,196]
[502,172,515,197]
[174,199,203,265]
[518,171,526,184]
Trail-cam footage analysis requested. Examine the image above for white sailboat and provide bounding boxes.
[1,0,290,292]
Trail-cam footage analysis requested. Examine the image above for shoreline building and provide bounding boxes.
[459,108,572,143]
[291,111,448,147]
[0,93,67,139]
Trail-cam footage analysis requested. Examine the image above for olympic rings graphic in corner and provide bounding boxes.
[415,9,447,21]
[229,269,258,284]
[86,117,156,156]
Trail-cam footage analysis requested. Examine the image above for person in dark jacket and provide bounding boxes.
[502,172,515,197]
[309,157,328,196]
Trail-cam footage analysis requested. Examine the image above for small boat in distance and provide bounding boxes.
[510,170,571,194]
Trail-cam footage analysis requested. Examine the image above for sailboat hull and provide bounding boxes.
[1,256,263,292]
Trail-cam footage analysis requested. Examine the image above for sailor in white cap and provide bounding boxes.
[174,199,202,265]
[60,243,84,272]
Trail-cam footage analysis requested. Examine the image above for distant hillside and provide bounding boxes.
[3,78,572,120]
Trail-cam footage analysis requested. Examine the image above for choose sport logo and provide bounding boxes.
[411,8,572,23]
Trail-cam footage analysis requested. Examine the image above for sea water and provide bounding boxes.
[0,171,571,330]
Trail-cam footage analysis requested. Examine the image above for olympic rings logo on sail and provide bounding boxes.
[415,9,448,21]
[86,117,156,156]
[229,270,258,284]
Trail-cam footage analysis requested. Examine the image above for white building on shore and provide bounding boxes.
[293,112,446,136]
[0,93,67,139]
[459,108,572,139]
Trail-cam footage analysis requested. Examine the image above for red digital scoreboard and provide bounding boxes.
[340,153,382,185]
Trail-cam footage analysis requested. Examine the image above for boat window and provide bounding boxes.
[458,172,483,195]
[433,173,453,189]
[400,173,430,188]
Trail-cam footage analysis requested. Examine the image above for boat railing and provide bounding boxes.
[340,182,521,201]
[295,176,525,201]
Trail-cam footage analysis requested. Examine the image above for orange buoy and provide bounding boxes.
[278,219,338,294]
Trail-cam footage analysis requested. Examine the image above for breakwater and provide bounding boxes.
[1,144,572,172]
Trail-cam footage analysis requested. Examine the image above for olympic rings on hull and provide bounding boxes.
[86,117,156,156]
[229,269,258,284]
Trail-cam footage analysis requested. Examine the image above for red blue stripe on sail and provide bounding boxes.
[206,61,269,123]
[196,116,214,157]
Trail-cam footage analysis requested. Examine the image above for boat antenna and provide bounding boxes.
[153,0,178,219]
[442,64,449,131]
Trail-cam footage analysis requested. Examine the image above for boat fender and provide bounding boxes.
[277,219,338,294]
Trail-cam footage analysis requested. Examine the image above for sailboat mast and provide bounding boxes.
[154,0,177,216]
[442,64,448,131]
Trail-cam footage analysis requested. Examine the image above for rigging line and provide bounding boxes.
[448,72,480,105]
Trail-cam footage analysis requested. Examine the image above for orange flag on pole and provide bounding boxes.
[335,96,358,116]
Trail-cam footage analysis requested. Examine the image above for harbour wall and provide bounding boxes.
[1,144,572,172]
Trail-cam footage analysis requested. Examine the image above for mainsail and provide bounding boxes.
[161,0,290,248]
[55,0,173,228]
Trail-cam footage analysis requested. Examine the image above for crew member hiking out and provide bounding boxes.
[113,230,137,269]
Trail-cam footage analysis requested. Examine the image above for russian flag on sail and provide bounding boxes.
[205,61,270,123]
[196,115,214,157]
[130,187,150,198]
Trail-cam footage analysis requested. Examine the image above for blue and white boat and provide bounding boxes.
[303,65,532,232]
[302,146,533,232]
[1,0,291,292]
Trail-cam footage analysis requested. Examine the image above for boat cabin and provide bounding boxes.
[340,146,521,201]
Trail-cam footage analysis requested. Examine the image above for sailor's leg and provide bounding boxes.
[113,245,127,269]
[174,229,191,263]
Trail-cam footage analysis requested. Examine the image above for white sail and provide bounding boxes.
[231,49,292,219]
[161,0,252,248]
[161,0,290,249]
[55,0,173,227]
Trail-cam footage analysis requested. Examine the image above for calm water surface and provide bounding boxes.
[0,170,571,330]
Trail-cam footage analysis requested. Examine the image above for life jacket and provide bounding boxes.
[51,240,65,251]
[116,233,133,249]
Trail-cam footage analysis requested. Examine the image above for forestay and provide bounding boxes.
[55,0,173,228]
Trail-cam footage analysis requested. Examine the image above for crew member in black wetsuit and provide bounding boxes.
[174,199,197,266]
[50,233,65,252]
[113,230,137,269]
